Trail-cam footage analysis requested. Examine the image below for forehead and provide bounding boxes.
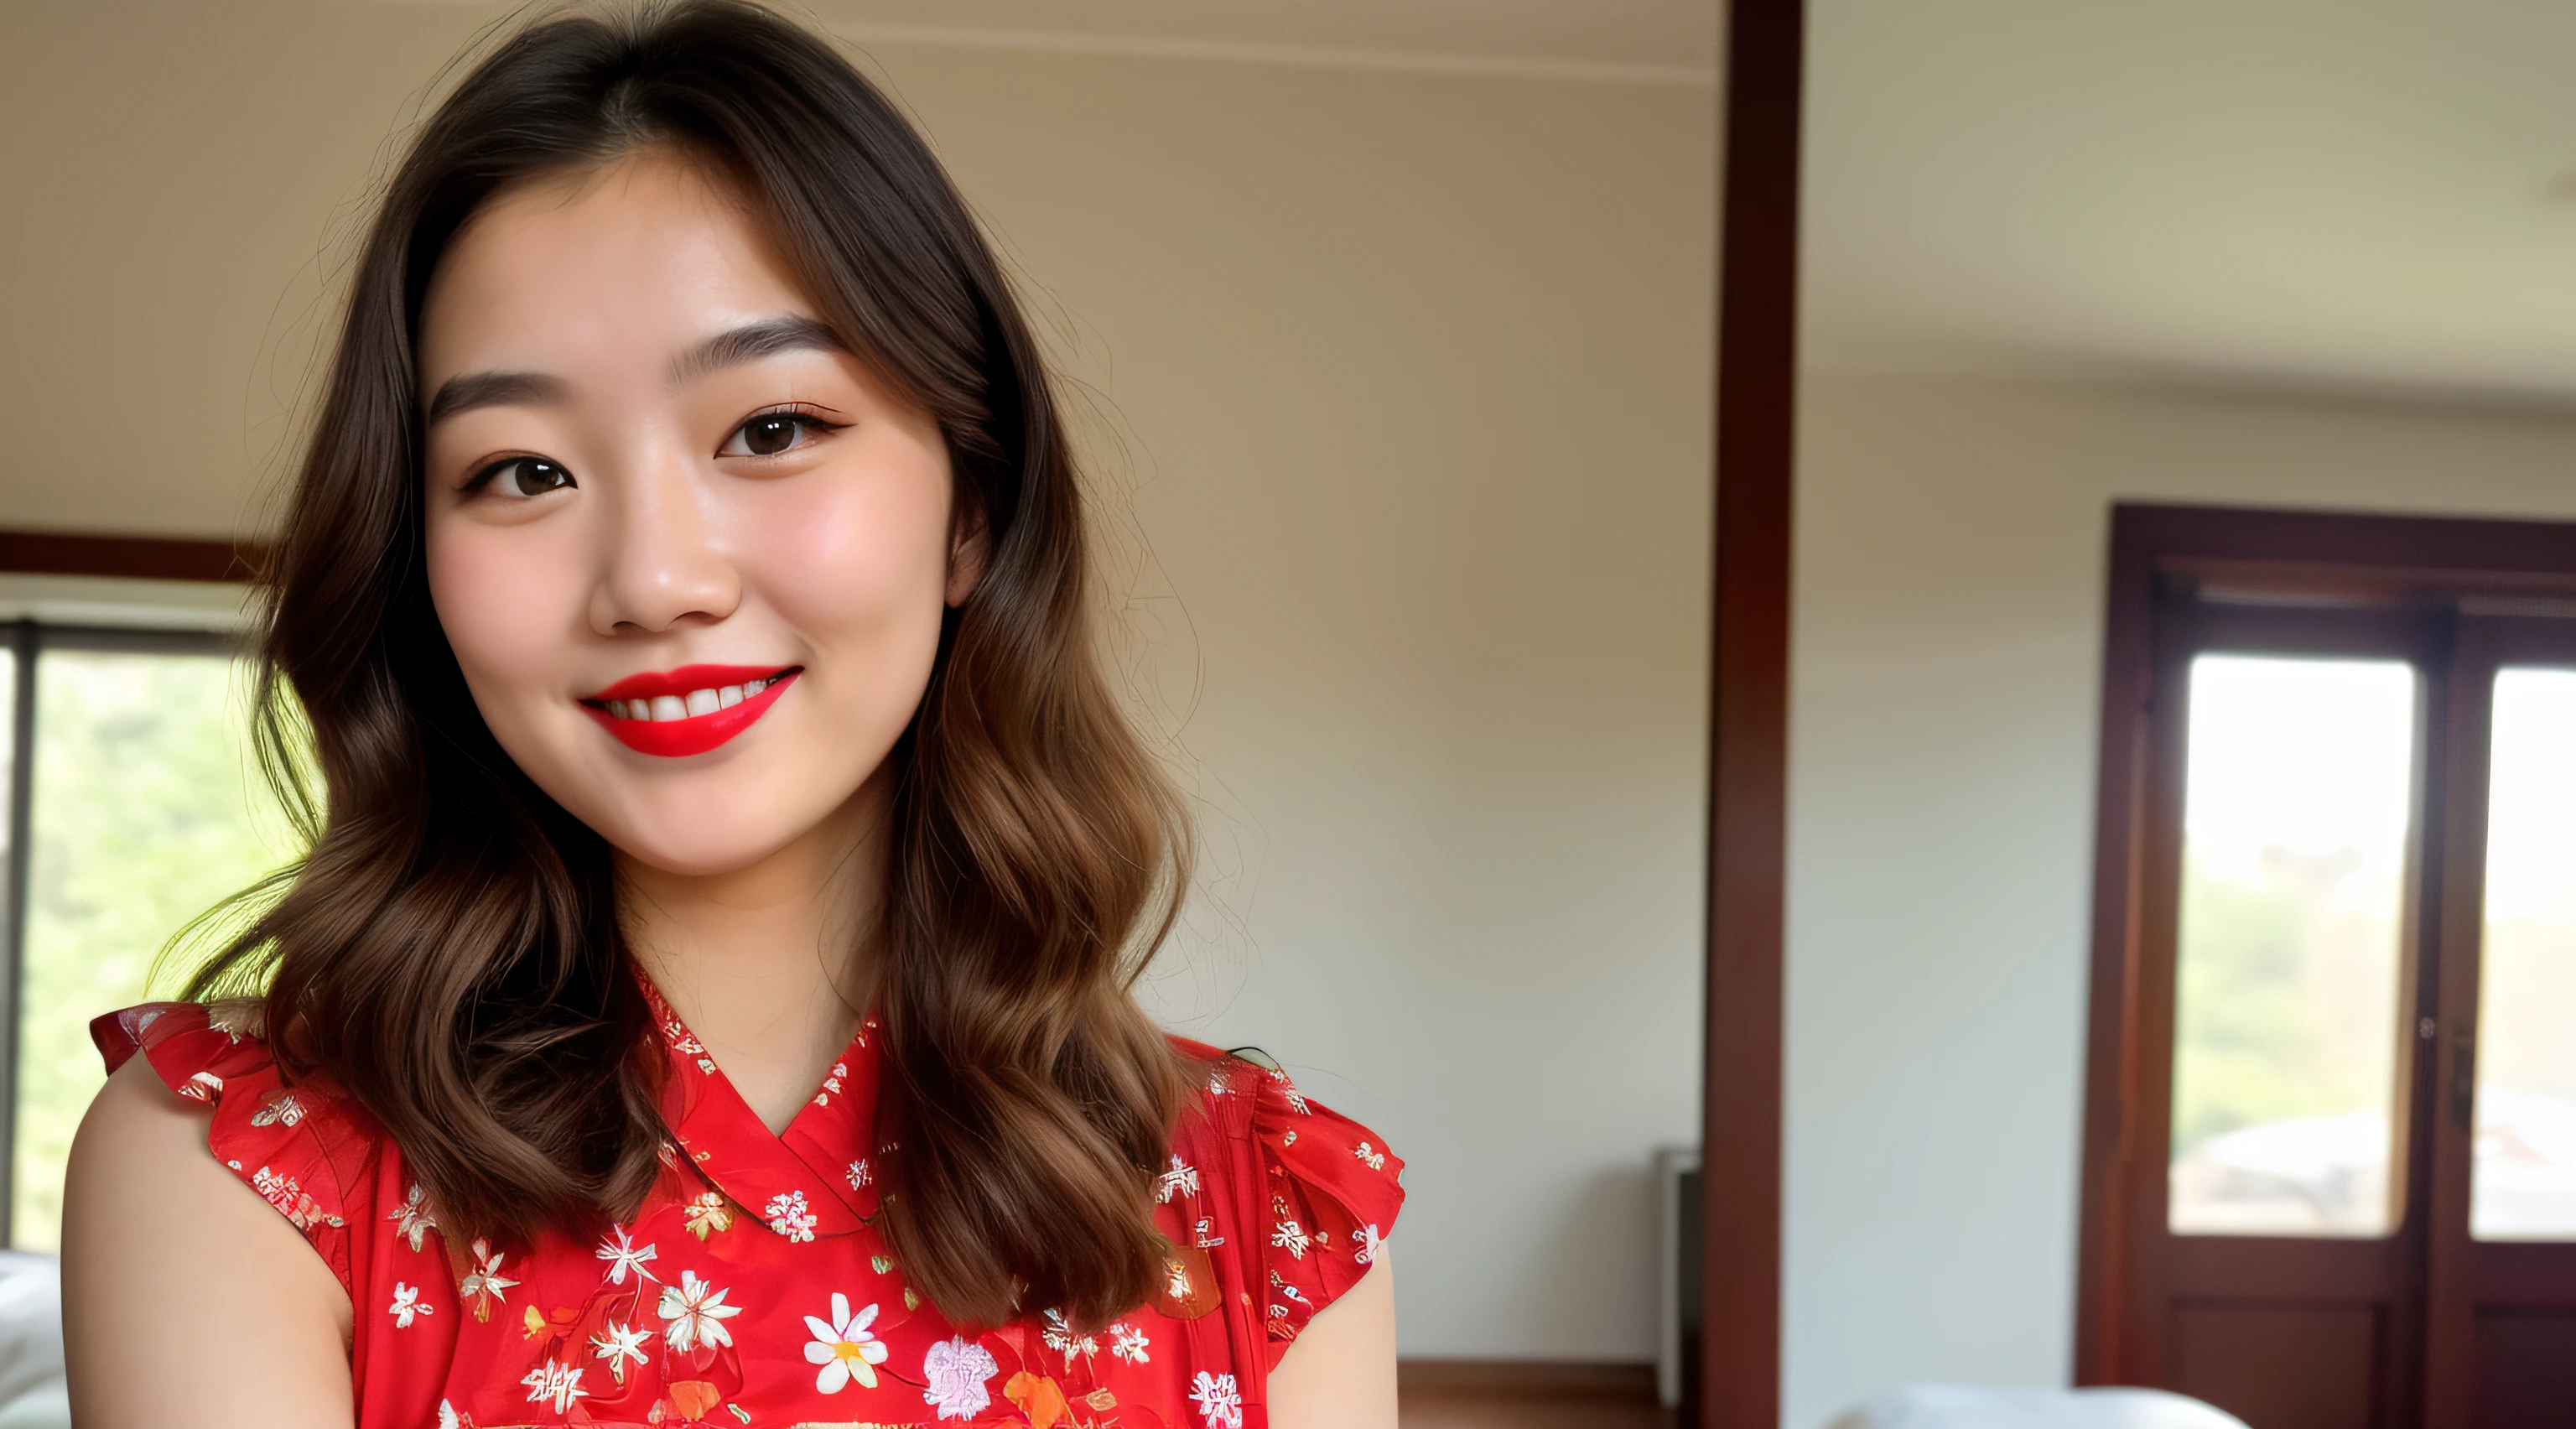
[418,152,814,378]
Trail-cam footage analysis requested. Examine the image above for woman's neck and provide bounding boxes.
[617,772,888,1135]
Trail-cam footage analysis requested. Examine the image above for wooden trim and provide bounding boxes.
[2420,617,2497,1429]
[2072,501,2576,1392]
[0,529,263,584]
[1398,1360,1659,1401]
[1699,0,1801,1426]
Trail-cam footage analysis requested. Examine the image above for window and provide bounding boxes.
[0,568,286,1250]
[2165,654,2415,1238]
[2076,505,2576,1429]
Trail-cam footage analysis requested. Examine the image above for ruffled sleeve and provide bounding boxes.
[1243,1059,1404,1354]
[91,1001,385,1296]
[1171,1042,1405,1369]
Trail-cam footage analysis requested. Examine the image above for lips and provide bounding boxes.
[579,663,800,758]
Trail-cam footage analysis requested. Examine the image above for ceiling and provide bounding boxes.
[240,0,2576,404]
[372,0,1721,81]
[816,1,1715,79]
[1804,0,2576,404]
[808,0,2576,405]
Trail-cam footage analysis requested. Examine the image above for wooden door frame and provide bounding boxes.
[1699,0,1803,1425]
[2073,502,2576,1396]
[0,529,262,583]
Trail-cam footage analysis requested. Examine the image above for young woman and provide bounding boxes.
[59,5,1400,1426]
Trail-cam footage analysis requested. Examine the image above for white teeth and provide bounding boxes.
[601,676,784,722]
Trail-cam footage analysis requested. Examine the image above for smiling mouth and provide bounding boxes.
[579,664,802,757]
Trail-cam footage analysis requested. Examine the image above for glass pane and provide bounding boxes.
[2472,668,2576,1240]
[11,651,295,1249]
[2168,656,2415,1236]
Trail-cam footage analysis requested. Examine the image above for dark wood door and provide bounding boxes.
[2106,596,2576,1429]
[2075,507,2576,1429]
[2115,596,2445,1429]
[2422,616,2576,1429]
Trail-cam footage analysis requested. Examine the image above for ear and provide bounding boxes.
[944,501,990,608]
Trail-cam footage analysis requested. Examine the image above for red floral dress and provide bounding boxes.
[91,985,1403,1429]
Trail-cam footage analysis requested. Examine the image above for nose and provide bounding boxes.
[587,441,741,636]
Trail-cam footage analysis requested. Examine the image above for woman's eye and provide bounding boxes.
[724,412,829,459]
[475,457,574,498]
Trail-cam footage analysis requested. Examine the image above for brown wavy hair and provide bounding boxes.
[185,0,1193,1330]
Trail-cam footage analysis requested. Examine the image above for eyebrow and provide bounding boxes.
[421,315,849,425]
[424,370,570,425]
[667,314,849,387]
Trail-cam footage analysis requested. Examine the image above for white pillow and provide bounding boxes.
[1829,1385,2251,1429]
[0,1253,66,1428]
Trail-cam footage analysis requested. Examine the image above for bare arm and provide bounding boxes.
[63,1053,355,1429]
[1266,1247,1396,1429]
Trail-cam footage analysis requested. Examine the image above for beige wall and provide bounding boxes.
[1787,369,2576,1427]
[0,3,1720,1361]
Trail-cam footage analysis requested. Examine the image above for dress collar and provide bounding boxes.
[638,975,883,1239]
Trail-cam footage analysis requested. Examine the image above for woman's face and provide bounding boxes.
[418,153,969,877]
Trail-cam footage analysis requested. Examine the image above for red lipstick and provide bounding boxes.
[579,663,800,758]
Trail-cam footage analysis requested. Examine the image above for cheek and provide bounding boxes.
[749,453,954,652]
[424,517,584,708]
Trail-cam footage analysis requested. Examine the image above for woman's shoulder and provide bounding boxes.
[1163,1036,1406,1365]
[87,1000,398,1293]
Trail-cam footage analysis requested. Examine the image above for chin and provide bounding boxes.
[588,765,880,879]
[601,814,817,879]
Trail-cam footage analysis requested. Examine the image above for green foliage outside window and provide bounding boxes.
[11,651,299,1249]
[2171,854,2399,1159]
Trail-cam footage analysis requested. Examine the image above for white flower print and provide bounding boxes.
[1353,1140,1388,1172]
[437,1401,459,1429]
[813,1060,847,1107]
[589,1320,652,1385]
[1271,1217,1313,1260]
[250,1091,305,1128]
[660,1015,706,1058]
[922,1335,999,1421]
[1109,1322,1151,1364]
[595,1224,659,1285]
[1154,1154,1200,1204]
[683,1191,734,1239]
[387,1183,438,1252]
[1268,1069,1311,1115]
[520,1359,588,1415]
[1353,1221,1388,1266]
[802,1292,891,1393]
[1041,1309,1098,1361]
[846,1157,871,1189]
[252,1166,334,1230]
[1194,1216,1226,1250]
[180,1070,223,1102]
[658,1269,743,1353]
[460,1238,519,1322]
[765,1189,818,1242]
[1205,1068,1233,1096]
[1190,1369,1244,1428]
[387,1281,433,1329]
[1165,1256,1196,1300]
